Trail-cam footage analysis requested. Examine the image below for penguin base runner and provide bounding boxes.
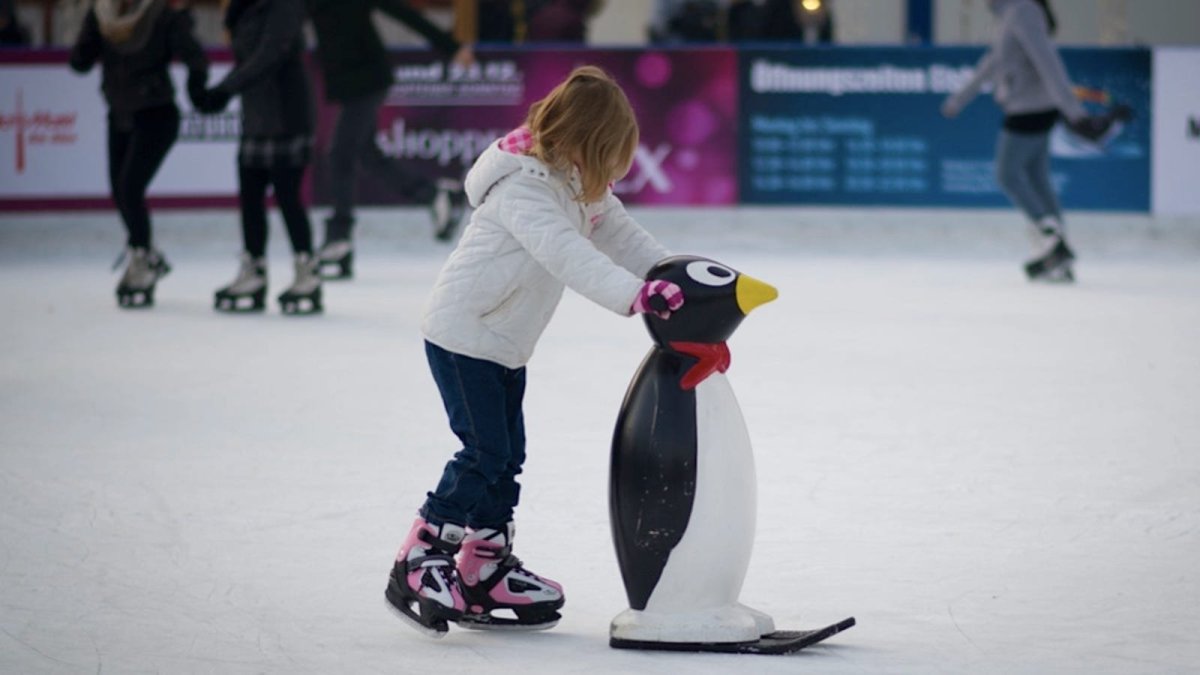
[611,617,856,655]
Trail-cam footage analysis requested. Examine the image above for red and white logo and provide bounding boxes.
[0,89,78,173]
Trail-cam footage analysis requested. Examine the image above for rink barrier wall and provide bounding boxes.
[0,46,1194,214]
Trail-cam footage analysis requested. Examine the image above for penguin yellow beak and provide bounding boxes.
[736,274,778,314]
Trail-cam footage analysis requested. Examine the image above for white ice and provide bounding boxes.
[1,207,1198,674]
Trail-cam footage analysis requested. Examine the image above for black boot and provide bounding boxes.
[317,216,354,280]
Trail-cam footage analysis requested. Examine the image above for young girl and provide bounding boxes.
[386,66,685,636]
[942,0,1090,282]
[69,0,208,308]
[197,0,321,314]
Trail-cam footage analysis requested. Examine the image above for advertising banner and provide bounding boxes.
[738,46,1152,211]
[0,53,238,209]
[1152,48,1200,215]
[310,47,740,207]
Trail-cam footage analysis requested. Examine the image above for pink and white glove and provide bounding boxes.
[631,280,684,319]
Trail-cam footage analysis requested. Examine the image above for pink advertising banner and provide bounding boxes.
[1,48,737,210]
[309,47,740,207]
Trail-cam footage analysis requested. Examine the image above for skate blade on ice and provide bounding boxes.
[278,290,323,315]
[455,609,561,632]
[383,594,450,639]
[317,256,353,280]
[610,616,856,655]
[117,288,154,308]
[214,289,266,313]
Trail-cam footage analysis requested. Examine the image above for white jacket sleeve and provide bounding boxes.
[590,194,671,279]
[499,180,646,316]
[1011,3,1085,121]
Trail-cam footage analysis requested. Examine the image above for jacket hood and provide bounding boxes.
[464,140,530,209]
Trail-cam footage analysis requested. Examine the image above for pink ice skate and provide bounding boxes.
[455,523,565,631]
[385,517,467,637]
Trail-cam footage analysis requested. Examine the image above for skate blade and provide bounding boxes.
[383,594,450,639]
[455,609,561,632]
[280,303,323,316]
[214,299,266,313]
[317,260,352,280]
[318,268,352,281]
[1026,258,1076,284]
[117,290,154,308]
[279,288,323,315]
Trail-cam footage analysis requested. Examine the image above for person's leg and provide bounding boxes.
[328,91,387,230]
[238,164,271,258]
[1025,131,1064,223]
[436,358,563,628]
[117,105,180,250]
[341,90,438,204]
[213,164,271,311]
[994,129,1053,223]
[420,341,521,528]
[389,341,516,632]
[269,165,313,255]
[999,130,1075,280]
[473,365,527,530]
[359,137,438,204]
[106,116,134,245]
[270,164,323,315]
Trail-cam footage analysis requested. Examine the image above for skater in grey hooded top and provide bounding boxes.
[942,0,1085,282]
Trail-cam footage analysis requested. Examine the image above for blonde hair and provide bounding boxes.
[525,66,639,203]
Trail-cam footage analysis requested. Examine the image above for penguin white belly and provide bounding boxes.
[646,373,756,610]
[611,374,770,643]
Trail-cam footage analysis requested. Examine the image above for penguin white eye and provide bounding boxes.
[685,261,736,287]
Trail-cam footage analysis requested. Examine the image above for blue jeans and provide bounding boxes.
[995,128,1062,223]
[420,341,527,530]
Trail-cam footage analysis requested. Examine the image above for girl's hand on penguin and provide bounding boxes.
[632,280,685,320]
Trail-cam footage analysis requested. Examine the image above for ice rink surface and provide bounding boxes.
[2,207,1198,674]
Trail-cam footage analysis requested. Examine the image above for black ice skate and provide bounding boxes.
[454,523,565,631]
[1023,218,1076,283]
[431,178,468,242]
[316,240,353,280]
[385,518,467,638]
[214,253,267,312]
[1024,239,1076,283]
[278,252,323,315]
[115,247,170,308]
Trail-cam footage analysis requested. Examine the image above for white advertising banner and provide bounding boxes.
[0,58,238,207]
[1152,48,1200,215]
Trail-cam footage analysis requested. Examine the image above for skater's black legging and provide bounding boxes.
[328,89,436,230]
[107,104,180,249]
[238,164,313,258]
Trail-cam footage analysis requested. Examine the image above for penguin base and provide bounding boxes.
[610,617,856,655]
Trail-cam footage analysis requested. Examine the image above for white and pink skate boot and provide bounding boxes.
[455,523,565,631]
[385,517,467,637]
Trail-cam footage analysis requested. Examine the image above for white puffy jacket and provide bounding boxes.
[421,139,670,369]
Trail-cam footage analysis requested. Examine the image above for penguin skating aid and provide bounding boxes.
[608,256,855,654]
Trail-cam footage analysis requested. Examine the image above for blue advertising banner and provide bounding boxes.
[738,47,1151,211]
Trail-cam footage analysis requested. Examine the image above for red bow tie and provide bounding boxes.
[669,341,731,391]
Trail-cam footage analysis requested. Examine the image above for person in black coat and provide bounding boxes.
[306,0,474,279]
[69,0,208,309]
[196,0,322,315]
